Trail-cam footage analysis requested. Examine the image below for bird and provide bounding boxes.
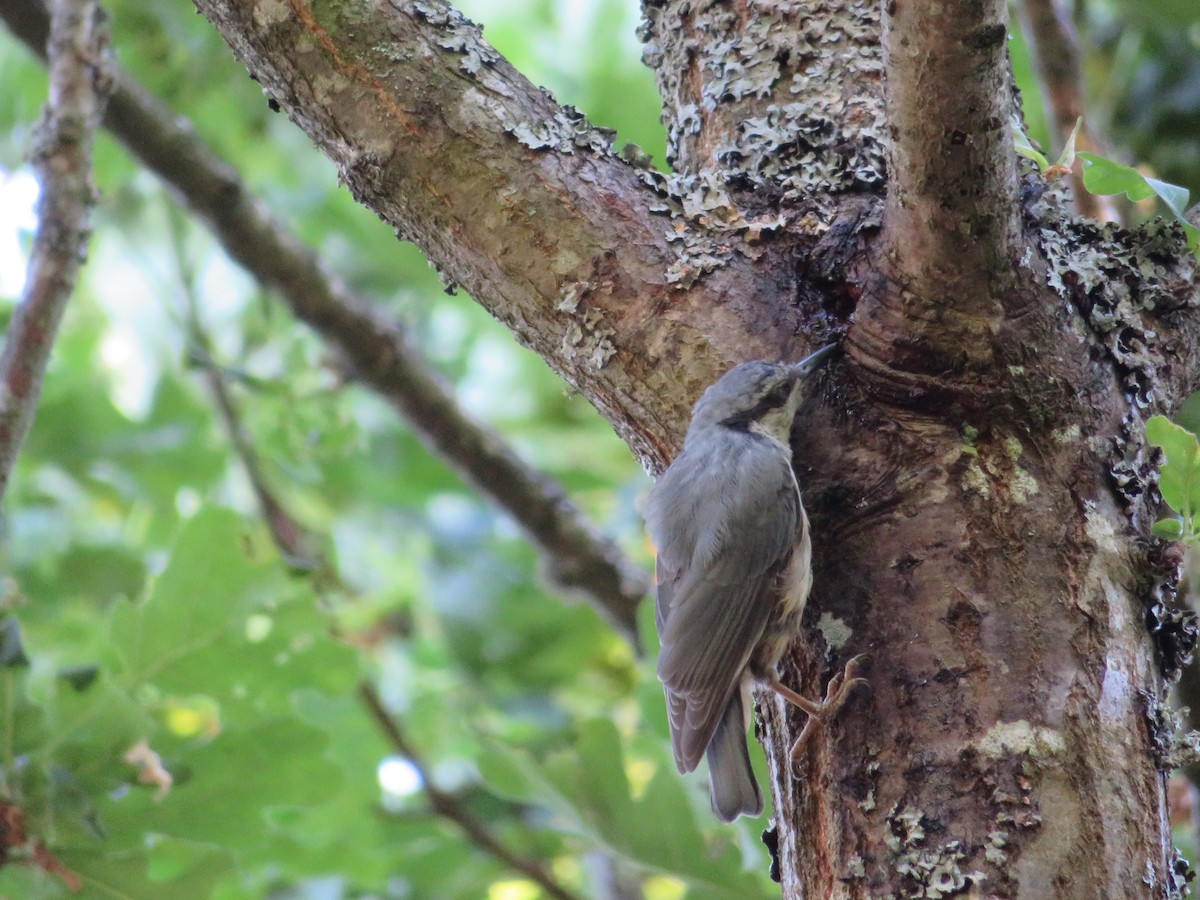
[643,343,866,822]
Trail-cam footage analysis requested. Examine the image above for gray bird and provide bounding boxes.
[644,344,866,821]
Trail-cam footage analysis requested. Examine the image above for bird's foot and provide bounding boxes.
[766,654,868,776]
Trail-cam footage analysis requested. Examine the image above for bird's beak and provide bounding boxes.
[791,342,840,379]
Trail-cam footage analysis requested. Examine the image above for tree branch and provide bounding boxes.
[189,0,692,458]
[167,212,325,570]
[357,683,584,900]
[0,0,650,645]
[0,0,110,502]
[1016,0,1118,221]
[186,0,834,466]
[189,339,323,567]
[879,0,1022,314]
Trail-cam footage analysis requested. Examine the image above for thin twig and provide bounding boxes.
[1016,0,1119,222]
[0,0,110,502]
[0,0,649,645]
[357,682,584,900]
[165,210,323,569]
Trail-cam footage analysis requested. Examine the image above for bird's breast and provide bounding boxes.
[750,503,812,677]
[778,503,812,620]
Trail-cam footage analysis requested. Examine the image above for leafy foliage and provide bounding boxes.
[1077,154,1200,252]
[1011,115,1080,174]
[1,510,355,897]
[1013,114,1200,255]
[1148,416,1200,541]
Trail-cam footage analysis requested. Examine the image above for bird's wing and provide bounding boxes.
[655,447,800,772]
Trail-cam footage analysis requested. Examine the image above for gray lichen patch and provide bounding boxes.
[816,611,852,651]
[1051,424,1081,446]
[1109,410,1156,515]
[957,434,1040,505]
[648,168,802,288]
[506,104,617,156]
[1030,182,1199,411]
[664,221,731,290]
[1146,695,1200,771]
[984,830,1008,866]
[962,459,991,499]
[638,0,886,195]
[1005,469,1040,507]
[556,279,588,315]
[557,279,618,371]
[411,1,499,75]
[714,97,886,199]
[884,803,987,899]
[976,720,1065,758]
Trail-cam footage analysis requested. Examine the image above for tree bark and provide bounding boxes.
[0,0,111,501]
[191,0,1200,895]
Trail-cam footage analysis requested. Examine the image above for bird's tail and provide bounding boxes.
[706,690,763,822]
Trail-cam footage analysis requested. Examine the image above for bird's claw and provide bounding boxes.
[786,654,869,775]
[823,653,869,707]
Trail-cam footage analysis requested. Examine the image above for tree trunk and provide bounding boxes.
[192,0,1200,894]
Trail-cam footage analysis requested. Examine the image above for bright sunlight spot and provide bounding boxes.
[625,757,655,800]
[376,755,422,798]
[0,168,38,297]
[486,880,539,900]
[163,696,221,738]
[165,705,207,737]
[244,613,273,643]
[644,875,688,900]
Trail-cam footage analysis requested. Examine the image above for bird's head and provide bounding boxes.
[688,343,838,444]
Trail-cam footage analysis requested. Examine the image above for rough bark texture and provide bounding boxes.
[188,0,839,471]
[189,0,1200,896]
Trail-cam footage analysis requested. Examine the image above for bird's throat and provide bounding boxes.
[748,409,795,449]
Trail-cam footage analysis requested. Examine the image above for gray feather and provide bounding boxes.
[648,426,799,772]
[707,689,763,822]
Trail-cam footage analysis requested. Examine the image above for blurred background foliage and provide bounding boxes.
[0,0,1197,897]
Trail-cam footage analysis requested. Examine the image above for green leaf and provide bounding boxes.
[1147,415,1200,534]
[1176,390,1200,437]
[557,717,635,828]
[1011,115,1048,171]
[40,675,154,773]
[477,740,584,829]
[254,692,398,887]
[1078,153,1200,251]
[1152,518,1185,541]
[57,839,238,900]
[52,544,147,604]
[476,744,537,802]
[108,508,263,686]
[2,666,47,774]
[108,507,356,723]
[1078,153,1158,200]
[481,720,773,899]
[1054,118,1082,170]
[98,717,342,850]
